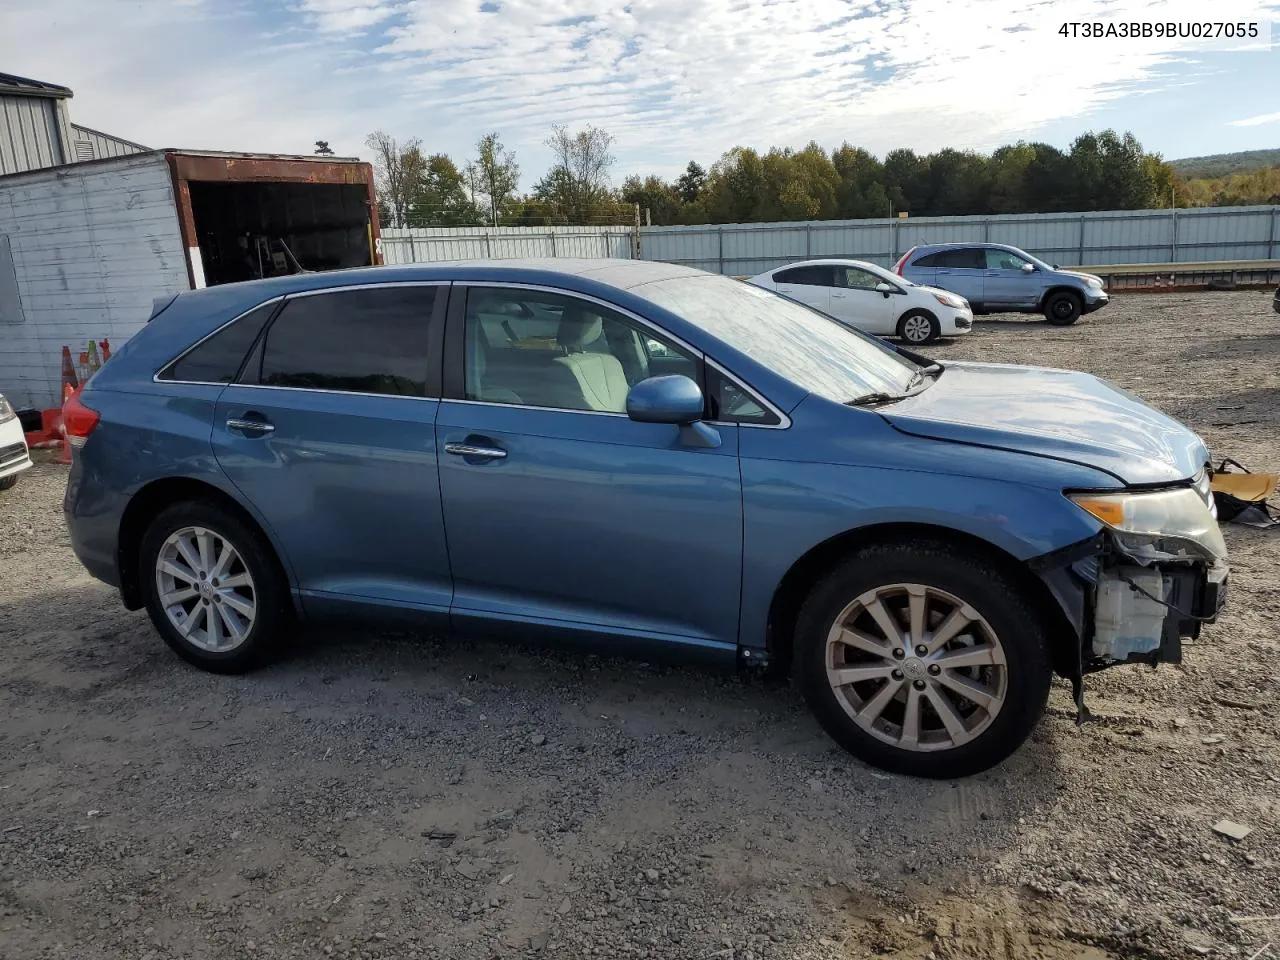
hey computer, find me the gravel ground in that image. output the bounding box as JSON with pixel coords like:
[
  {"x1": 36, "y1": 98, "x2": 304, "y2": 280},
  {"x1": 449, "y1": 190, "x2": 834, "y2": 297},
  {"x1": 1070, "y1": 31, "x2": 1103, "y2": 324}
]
[{"x1": 1, "y1": 289, "x2": 1278, "y2": 960}]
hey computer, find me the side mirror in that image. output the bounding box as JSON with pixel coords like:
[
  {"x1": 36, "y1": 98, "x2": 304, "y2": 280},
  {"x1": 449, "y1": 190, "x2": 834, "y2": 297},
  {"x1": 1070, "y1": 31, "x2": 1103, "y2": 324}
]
[
  {"x1": 1020, "y1": 262, "x2": 1035, "y2": 273},
  {"x1": 1051, "y1": 263, "x2": 1061, "y2": 269},
  {"x1": 626, "y1": 375, "x2": 720, "y2": 448},
  {"x1": 627, "y1": 374, "x2": 704, "y2": 425},
  {"x1": 874, "y1": 282, "x2": 894, "y2": 297}
]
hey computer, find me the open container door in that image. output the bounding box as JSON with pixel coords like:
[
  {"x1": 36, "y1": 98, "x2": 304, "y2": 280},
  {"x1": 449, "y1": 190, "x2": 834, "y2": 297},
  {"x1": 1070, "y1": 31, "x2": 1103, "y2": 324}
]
[{"x1": 166, "y1": 151, "x2": 382, "y2": 289}]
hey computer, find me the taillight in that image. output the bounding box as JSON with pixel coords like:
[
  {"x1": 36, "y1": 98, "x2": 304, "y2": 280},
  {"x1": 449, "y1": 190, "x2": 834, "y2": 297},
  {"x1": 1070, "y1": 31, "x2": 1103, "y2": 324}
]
[
  {"x1": 894, "y1": 248, "x2": 914, "y2": 275},
  {"x1": 62, "y1": 391, "x2": 100, "y2": 447}
]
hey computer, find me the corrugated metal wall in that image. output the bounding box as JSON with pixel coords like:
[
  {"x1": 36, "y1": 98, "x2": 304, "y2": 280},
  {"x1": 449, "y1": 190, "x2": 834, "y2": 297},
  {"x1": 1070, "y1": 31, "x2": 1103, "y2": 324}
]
[
  {"x1": 639, "y1": 206, "x2": 1280, "y2": 275},
  {"x1": 0, "y1": 94, "x2": 70, "y2": 175},
  {"x1": 381, "y1": 225, "x2": 634, "y2": 263},
  {"x1": 0, "y1": 152, "x2": 189, "y2": 409},
  {"x1": 70, "y1": 124, "x2": 147, "y2": 163}
]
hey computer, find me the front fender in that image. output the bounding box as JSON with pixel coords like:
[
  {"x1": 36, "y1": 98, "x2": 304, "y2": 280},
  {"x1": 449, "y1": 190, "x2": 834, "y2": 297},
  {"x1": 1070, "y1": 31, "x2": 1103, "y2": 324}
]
[{"x1": 737, "y1": 456, "x2": 1105, "y2": 652}]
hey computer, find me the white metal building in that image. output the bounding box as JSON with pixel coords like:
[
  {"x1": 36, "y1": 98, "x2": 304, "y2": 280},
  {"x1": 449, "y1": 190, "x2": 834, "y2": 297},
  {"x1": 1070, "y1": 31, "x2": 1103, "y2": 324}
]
[{"x1": 0, "y1": 72, "x2": 146, "y2": 175}]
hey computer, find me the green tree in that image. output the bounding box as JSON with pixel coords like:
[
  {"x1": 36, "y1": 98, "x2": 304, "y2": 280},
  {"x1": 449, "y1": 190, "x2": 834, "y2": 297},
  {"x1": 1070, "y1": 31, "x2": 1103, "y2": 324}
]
[
  {"x1": 701, "y1": 147, "x2": 767, "y2": 222},
  {"x1": 469, "y1": 132, "x2": 520, "y2": 224},
  {"x1": 621, "y1": 174, "x2": 682, "y2": 225},
  {"x1": 409, "y1": 154, "x2": 482, "y2": 226},
  {"x1": 676, "y1": 161, "x2": 706, "y2": 204}
]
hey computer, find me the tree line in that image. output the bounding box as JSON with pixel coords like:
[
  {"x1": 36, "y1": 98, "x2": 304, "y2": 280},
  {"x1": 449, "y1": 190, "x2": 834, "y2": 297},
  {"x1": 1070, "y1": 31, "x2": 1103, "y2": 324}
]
[{"x1": 357, "y1": 127, "x2": 1276, "y2": 229}]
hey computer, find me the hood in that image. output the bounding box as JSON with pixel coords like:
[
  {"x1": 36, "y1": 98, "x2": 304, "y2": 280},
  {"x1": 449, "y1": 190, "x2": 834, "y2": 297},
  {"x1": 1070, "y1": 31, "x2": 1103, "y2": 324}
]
[
  {"x1": 917, "y1": 284, "x2": 967, "y2": 303},
  {"x1": 882, "y1": 362, "x2": 1208, "y2": 485},
  {"x1": 1059, "y1": 269, "x2": 1103, "y2": 285}
]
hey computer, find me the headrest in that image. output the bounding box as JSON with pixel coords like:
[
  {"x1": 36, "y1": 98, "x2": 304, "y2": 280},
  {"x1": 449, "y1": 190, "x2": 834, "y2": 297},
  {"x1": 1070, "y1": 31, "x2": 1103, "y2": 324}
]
[{"x1": 557, "y1": 307, "x2": 603, "y2": 350}]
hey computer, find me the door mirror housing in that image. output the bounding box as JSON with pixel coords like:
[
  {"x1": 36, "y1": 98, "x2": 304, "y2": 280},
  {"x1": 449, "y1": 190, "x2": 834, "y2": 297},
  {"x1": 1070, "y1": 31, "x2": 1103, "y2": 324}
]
[
  {"x1": 1020, "y1": 262, "x2": 1036, "y2": 273},
  {"x1": 874, "y1": 282, "x2": 895, "y2": 296},
  {"x1": 626, "y1": 375, "x2": 704, "y2": 425}
]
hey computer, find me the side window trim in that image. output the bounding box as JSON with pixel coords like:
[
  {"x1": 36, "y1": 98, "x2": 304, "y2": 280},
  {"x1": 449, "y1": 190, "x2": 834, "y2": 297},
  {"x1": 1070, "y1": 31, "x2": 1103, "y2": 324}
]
[
  {"x1": 154, "y1": 297, "x2": 285, "y2": 385},
  {"x1": 237, "y1": 281, "x2": 448, "y2": 399}
]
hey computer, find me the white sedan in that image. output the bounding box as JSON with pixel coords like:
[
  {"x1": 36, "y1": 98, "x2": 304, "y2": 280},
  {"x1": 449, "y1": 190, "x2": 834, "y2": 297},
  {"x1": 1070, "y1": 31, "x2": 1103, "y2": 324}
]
[
  {"x1": 0, "y1": 391, "x2": 32, "y2": 492},
  {"x1": 747, "y1": 258, "x2": 973, "y2": 344}
]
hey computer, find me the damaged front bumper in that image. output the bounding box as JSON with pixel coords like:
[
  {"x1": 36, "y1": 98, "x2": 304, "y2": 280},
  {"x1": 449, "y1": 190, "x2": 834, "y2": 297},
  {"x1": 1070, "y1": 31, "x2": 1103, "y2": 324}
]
[{"x1": 1030, "y1": 512, "x2": 1228, "y2": 719}]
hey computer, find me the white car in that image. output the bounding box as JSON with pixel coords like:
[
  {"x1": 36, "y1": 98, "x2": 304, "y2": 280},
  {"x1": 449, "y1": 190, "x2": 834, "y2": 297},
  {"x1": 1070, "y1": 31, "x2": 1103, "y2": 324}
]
[
  {"x1": 747, "y1": 258, "x2": 973, "y2": 344},
  {"x1": 0, "y1": 392, "x2": 33, "y2": 491}
]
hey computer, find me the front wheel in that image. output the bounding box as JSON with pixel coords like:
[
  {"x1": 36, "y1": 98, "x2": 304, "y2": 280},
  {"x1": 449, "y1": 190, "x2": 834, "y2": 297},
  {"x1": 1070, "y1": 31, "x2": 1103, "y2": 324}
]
[
  {"x1": 794, "y1": 541, "x2": 1052, "y2": 778},
  {"x1": 1044, "y1": 291, "x2": 1082, "y2": 326},
  {"x1": 0, "y1": 473, "x2": 19, "y2": 492},
  {"x1": 139, "y1": 500, "x2": 289, "y2": 673},
  {"x1": 897, "y1": 310, "x2": 940, "y2": 344}
]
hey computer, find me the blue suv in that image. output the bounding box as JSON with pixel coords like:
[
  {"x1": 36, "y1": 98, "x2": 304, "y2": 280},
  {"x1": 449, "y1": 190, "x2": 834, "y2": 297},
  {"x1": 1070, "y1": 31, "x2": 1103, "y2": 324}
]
[
  {"x1": 63, "y1": 259, "x2": 1225, "y2": 777},
  {"x1": 895, "y1": 243, "x2": 1109, "y2": 325}
]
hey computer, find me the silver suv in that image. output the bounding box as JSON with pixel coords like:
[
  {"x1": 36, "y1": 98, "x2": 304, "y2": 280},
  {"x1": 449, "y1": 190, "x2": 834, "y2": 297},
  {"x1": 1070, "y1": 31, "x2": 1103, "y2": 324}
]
[{"x1": 894, "y1": 242, "x2": 1109, "y2": 326}]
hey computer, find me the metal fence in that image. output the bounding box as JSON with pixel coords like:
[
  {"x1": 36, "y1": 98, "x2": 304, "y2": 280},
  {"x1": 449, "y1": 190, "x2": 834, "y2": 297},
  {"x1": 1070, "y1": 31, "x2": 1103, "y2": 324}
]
[
  {"x1": 380, "y1": 225, "x2": 635, "y2": 264},
  {"x1": 637, "y1": 205, "x2": 1280, "y2": 276},
  {"x1": 378, "y1": 207, "x2": 1280, "y2": 278}
]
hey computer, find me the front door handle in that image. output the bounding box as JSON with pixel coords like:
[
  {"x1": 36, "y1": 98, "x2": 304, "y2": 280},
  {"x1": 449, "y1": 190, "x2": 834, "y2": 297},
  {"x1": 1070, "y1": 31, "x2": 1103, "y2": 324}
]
[
  {"x1": 444, "y1": 442, "x2": 507, "y2": 461},
  {"x1": 226, "y1": 417, "x2": 274, "y2": 435}
]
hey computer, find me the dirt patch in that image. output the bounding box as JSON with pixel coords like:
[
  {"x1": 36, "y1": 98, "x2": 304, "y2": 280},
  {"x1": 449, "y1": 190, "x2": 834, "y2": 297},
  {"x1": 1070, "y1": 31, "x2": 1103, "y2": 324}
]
[{"x1": 1, "y1": 290, "x2": 1278, "y2": 960}]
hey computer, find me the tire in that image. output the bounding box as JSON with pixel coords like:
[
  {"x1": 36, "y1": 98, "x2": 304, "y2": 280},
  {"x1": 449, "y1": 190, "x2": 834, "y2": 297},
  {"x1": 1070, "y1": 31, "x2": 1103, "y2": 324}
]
[
  {"x1": 1043, "y1": 291, "x2": 1082, "y2": 326},
  {"x1": 0, "y1": 474, "x2": 18, "y2": 492},
  {"x1": 897, "y1": 310, "x2": 940, "y2": 344},
  {"x1": 793, "y1": 540, "x2": 1052, "y2": 778},
  {"x1": 139, "y1": 500, "x2": 289, "y2": 673}
]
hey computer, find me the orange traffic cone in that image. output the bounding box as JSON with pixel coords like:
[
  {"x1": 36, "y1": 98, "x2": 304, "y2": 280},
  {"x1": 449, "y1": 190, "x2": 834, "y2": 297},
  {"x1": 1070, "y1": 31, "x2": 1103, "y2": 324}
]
[
  {"x1": 60, "y1": 345, "x2": 80, "y2": 391},
  {"x1": 99, "y1": 339, "x2": 111, "y2": 363}
]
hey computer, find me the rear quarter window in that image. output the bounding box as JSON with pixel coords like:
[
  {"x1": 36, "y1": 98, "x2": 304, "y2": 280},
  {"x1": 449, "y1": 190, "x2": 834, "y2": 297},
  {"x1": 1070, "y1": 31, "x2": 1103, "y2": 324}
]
[{"x1": 158, "y1": 302, "x2": 276, "y2": 384}]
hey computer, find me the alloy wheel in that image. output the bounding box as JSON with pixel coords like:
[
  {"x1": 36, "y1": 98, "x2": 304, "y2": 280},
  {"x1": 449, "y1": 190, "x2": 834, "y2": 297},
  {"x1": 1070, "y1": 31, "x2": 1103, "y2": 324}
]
[
  {"x1": 824, "y1": 583, "x2": 1008, "y2": 752},
  {"x1": 902, "y1": 315, "x2": 932, "y2": 342},
  {"x1": 155, "y1": 526, "x2": 257, "y2": 652}
]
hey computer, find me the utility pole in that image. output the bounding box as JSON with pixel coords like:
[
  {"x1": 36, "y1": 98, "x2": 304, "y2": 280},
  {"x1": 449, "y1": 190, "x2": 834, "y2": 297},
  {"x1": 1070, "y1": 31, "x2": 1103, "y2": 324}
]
[{"x1": 632, "y1": 202, "x2": 642, "y2": 259}]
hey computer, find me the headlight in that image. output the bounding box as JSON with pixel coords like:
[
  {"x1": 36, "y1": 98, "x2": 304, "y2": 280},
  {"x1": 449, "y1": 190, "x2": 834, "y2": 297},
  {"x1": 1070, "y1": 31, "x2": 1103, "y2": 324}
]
[
  {"x1": 1070, "y1": 486, "x2": 1227, "y2": 561},
  {"x1": 0, "y1": 395, "x2": 14, "y2": 424},
  {"x1": 1085, "y1": 277, "x2": 1103, "y2": 289},
  {"x1": 933, "y1": 292, "x2": 963, "y2": 308}
]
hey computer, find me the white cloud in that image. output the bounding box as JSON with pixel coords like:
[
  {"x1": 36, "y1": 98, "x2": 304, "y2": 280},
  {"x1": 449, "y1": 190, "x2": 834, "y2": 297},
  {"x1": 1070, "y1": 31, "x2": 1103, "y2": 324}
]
[
  {"x1": 1228, "y1": 110, "x2": 1280, "y2": 126},
  {"x1": 2, "y1": 0, "x2": 1278, "y2": 187}
]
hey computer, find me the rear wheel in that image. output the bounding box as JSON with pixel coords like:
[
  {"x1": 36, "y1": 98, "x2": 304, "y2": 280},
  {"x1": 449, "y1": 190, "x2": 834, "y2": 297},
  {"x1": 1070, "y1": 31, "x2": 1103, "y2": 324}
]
[
  {"x1": 897, "y1": 310, "x2": 940, "y2": 344},
  {"x1": 1044, "y1": 291, "x2": 1082, "y2": 326},
  {"x1": 139, "y1": 500, "x2": 288, "y2": 673},
  {"x1": 794, "y1": 541, "x2": 1052, "y2": 778}
]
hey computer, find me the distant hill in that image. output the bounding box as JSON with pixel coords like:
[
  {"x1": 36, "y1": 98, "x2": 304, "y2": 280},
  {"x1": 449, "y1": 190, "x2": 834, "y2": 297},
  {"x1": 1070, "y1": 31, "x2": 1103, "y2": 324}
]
[{"x1": 1171, "y1": 149, "x2": 1280, "y2": 178}]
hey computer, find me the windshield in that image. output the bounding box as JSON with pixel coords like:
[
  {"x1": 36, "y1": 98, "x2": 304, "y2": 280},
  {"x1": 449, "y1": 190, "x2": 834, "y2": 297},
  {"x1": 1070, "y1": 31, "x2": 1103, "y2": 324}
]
[
  {"x1": 854, "y1": 260, "x2": 915, "y2": 287},
  {"x1": 638, "y1": 275, "x2": 919, "y2": 402}
]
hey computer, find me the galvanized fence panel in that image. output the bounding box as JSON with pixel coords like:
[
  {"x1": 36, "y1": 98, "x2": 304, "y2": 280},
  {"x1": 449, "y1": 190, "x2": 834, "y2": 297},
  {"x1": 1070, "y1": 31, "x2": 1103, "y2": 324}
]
[
  {"x1": 381, "y1": 226, "x2": 634, "y2": 264},
  {"x1": 639, "y1": 205, "x2": 1280, "y2": 274}
]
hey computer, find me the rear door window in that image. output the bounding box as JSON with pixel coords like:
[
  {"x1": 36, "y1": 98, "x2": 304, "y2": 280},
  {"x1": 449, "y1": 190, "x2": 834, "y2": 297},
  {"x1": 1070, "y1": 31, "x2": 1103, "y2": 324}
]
[
  {"x1": 939, "y1": 248, "x2": 985, "y2": 269},
  {"x1": 910, "y1": 251, "x2": 946, "y2": 268},
  {"x1": 255, "y1": 287, "x2": 436, "y2": 397},
  {"x1": 774, "y1": 265, "x2": 836, "y2": 286}
]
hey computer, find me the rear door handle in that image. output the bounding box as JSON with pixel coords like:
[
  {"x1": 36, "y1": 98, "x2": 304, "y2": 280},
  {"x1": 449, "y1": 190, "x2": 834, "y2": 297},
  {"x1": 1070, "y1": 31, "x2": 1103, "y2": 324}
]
[
  {"x1": 226, "y1": 417, "x2": 274, "y2": 435},
  {"x1": 444, "y1": 442, "x2": 506, "y2": 461}
]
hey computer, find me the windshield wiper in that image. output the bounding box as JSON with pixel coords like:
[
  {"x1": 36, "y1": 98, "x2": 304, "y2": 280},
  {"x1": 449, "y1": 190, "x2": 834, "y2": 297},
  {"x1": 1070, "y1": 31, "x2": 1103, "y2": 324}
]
[{"x1": 846, "y1": 392, "x2": 903, "y2": 407}]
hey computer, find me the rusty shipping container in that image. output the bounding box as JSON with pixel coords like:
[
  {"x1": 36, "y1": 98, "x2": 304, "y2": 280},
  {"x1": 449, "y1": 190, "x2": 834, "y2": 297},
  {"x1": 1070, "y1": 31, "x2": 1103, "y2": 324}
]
[{"x1": 0, "y1": 149, "x2": 382, "y2": 408}]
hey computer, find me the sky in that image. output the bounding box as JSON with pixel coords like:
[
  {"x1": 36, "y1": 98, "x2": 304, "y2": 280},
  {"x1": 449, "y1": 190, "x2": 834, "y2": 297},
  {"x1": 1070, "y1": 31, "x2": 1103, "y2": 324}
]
[{"x1": 3, "y1": 0, "x2": 1279, "y2": 189}]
